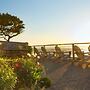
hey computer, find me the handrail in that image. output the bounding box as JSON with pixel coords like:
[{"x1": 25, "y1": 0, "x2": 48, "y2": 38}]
[
  {"x1": 30, "y1": 42, "x2": 90, "y2": 61},
  {"x1": 32, "y1": 42, "x2": 90, "y2": 47}
]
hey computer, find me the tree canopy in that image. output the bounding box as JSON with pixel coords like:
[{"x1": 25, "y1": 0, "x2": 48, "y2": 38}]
[{"x1": 0, "y1": 13, "x2": 24, "y2": 42}]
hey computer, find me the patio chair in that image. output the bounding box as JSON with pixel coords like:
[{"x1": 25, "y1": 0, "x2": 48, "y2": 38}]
[
  {"x1": 74, "y1": 45, "x2": 85, "y2": 60},
  {"x1": 54, "y1": 45, "x2": 64, "y2": 58},
  {"x1": 41, "y1": 46, "x2": 54, "y2": 59},
  {"x1": 73, "y1": 45, "x2": 90, "y2": 69},
  {"x1": 34, "y1": 46, "x2": 41, "y2": 59},
  {"x1": 88, "y1": 45, "x2": 90, "y2": 55},
  {"x1": 88, "y1": 45, "x2": 90, "y2": 51},
  {"x1": 41, "y1": 46, "x2": 48, "y2": 57},
  {"x1": 54, "y1": 45, "x2": 71, "y2": 60}
]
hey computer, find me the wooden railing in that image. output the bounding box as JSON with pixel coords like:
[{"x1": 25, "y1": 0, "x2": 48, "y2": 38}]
[{"x1": 31, "y1": 42, "x2": 90, "y2": 60}]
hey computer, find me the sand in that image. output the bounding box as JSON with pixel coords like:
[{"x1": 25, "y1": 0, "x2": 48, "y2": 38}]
[{"x1": 40, "y1": 58, "x2": 90, "y2": 90}]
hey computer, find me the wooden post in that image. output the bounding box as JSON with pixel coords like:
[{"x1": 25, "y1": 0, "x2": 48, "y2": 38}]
[
  {"x1": 72, "y1": 44, "x2": 75, "y2": 60},
  {"x1": 44, "y1": 45, "x2": 45, "y2": 48},
  {"x1": 33, "y1": 46, "x2": 35, "y2": 55}
]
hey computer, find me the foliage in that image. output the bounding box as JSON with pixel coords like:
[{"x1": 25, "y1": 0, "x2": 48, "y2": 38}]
[
  {"x1": 27, "y1": 46, "x2": 32, "y2": 54},
  {"x1": 0, "y1": 58, "x2": 51, "y2": 90},
  {"x1": 0, "y1": 13, "x2": 24, "y2": 42},
  {"x1": 0, "y1": 59, "x2": 17, "y2": 90},
  {"x1": 12, "y1": 58, "x2": 43, "y2": 89},
  {"x1": 37, "y1": 77, "x2": 51, "y2": 88}
]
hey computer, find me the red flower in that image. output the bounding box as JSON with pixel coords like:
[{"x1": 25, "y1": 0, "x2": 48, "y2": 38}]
[{"x1": 14, "y1": 62, "x2": 22, "y2": 69}]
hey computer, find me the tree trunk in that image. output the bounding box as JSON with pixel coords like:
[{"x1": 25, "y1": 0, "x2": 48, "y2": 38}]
[{"x1": 7, "y1": 37, "x2": 10, "y2": 42}]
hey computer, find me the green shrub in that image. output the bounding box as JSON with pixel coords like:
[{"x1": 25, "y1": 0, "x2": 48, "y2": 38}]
[
  {"x1": 0, "y1": 58, "x2": 51, "y2": 90},
  {"x1": 27, "y1": 46, "x2": 32, "y2": 54},
  {"x1": 0, "y1": 59, "x2": 17, "y2": 90},
  {"x1": 37, "y1": 77, "x2": 51, "y2": 88},
  {"x1": 12, "y1": 58, "x2": 43, "y2": 89}
]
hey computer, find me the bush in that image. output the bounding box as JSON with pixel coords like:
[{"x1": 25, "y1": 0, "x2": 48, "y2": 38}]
[
  {"x1": 0, "y1": 59, "x2": 17, "y2": 90},
  {"x1": 0, "y1": 58, "x2": 51, "y2": 90},
  {"x1": 37, "y1": 77, "x2": 51, "y2": 88},
  {"x1": 12, "y1": 58, "x2": 43, "y2": 89}
]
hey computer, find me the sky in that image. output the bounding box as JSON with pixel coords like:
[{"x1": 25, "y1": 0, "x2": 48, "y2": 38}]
[{"x1": 0, "y1": 0, "x2": 90, "y2": 45}]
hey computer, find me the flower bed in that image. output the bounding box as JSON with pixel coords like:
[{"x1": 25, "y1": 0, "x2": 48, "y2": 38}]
[{"x1": 0, "y1": 58, "x2": 51, "y2": 90}]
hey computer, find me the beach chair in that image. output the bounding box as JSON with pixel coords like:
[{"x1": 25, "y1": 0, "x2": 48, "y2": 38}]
[
  {"x1": 88, "y1": 45, "x2": 90, "y2": 51},
  {"x1": 41, "y1": 47, "x2": 47, "y2": 56},
  {"x1": 88, "y1": 45, "x2": 90, "y2": 55},
  {"x1": 74, "y1": 45, "x2": 86, "y2": 60},
  {"x1": 41, "y1": 46, "x2": 54, "y2": 59},
  {"x1": 41, "y1": 46, "x2": 48, "y2": 57},
  {"x1": 54, "y1": 45, "x2": 64, "y2": 58},
  {"x1": 34, "y1": 46, "x2": 41, "y2": 59},
  {"x1": 54, "y1": 45, "x2": 71, "y2": 60},
  {"x1": 73, "y1": 45, "x2": 90, "y2": 69}
]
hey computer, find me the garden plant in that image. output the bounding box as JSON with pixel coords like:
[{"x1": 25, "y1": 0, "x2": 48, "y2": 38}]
[{"x1": 0, "y1": 58, "x2": 51, "y2": 90}]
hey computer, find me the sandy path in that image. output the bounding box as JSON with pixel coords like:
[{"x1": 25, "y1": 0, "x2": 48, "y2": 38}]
[
  {"x1": 40, "y1": 59, "x2": 90, "y2": 90},
  {"x1": 47, "y1": 62, "x2": 71, "y2": 84}
]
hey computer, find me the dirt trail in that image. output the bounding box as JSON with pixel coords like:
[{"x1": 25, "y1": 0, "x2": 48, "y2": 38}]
[
  {"x1": 47, "y1": 62, "x2": 71, "y2": 84},
  {"x1": 40, "y1": 59, "x2": 90, "y2": 90}
]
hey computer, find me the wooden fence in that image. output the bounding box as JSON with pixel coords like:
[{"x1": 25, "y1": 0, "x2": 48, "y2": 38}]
[
  {"x1": 32, "y1": 42, "x2": 90, "y2": 60},
  {"x1": 0, "y1": 41, "x2": 90, "y2": 59}
]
